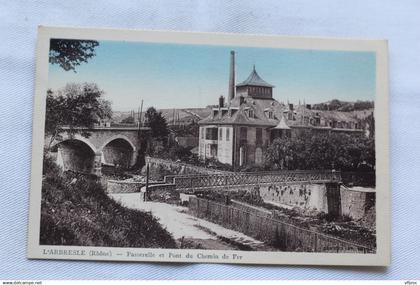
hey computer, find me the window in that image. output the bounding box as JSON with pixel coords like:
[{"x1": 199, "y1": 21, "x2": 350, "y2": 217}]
[
  {"x1": 205, "y1": 128, "x2": 218, "y2": 140},
  {"x1": 248, "y1": 109, "x2": 254, "y2": 118},
  {"x1": 219, "y1": 128, "x2": 223, "y2": 140},
  {"x1": 200, "y1": 128, "x2": 204, "y2": 139},
  {"x1": 268, "y1": 111, "x2": 273, "y2": 119},
  {"x1": 240, "y1": 127, "x2": 248, "y2": 143},
  {"x1": 226, "y1": 128, "x2": 230, "y2": 141},
  {"x1": 256, "y1": 128, "x2": 262, "y2": 145}
]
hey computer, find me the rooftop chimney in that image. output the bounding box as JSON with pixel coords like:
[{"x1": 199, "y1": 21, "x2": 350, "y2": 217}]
[
  {"x1": 219, "y1": 95, "x2": 225, "y2": 108},
  {"x1": 228, "y1": 50, "x2": 235, "y2": 104}
]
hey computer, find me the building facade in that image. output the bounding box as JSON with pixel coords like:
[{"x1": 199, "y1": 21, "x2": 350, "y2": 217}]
[{"x1": 198, "y1": 51, "x2": 371, "y2": 168}]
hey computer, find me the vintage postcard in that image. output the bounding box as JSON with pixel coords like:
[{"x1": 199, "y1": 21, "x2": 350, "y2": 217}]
[{"x1": 27, "y1": 26, "x2": 390, "y2": 266}]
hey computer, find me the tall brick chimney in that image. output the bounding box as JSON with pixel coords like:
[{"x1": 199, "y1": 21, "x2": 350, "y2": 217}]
[{"x1": 228, "y1": 50, "x2": 235, "y2": 104}]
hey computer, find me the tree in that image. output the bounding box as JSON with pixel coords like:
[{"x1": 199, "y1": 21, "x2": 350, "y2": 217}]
[
  {"x1": 144, "y1": 107, "x2": 169, "y2": 139},
  {"x1": 312, "y1": 99, "x2": 374, "y2": 112},
  {"x1": 49, "y1": 39, "x2": 99, "y2": 72},
  {"x1": 265, "y1": 131, "x2": 375, "y2": 171},
  {"x1": 354, "y1": 100, "x2": 374, "y2": 110},
  {"x1": 45, "y1": 83, "x2": 112, "y2": 148},
  {"x1": 121, "y1": 116, "x2": 135, "y2": 124}
]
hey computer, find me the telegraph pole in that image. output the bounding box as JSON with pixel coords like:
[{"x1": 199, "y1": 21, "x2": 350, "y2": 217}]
[
  {"x1": 145, "y1": 162, "x2": 150, "y2": 201},
  {"x1": 139, "y1": 99, "x2": 144, "y2": 127}
]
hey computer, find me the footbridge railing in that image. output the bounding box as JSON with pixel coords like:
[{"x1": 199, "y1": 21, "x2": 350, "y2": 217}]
[{"x1": 166, "y1": 170, "x2": 341, "y2": 190}]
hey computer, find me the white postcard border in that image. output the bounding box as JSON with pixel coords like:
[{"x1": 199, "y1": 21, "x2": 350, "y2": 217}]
[{"x1": 27, "y1": 26, "x2": 390, "y2": 266}]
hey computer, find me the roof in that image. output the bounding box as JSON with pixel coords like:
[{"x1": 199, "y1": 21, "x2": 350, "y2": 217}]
[
  {"x1": 236, "y1": 66, "x2": 274, "y2": 88},
  {"x1": 198, "y1": 96, "x2": 278, "y2": 127},
  {"x1": 199, "y1": 95, "x2": 370, "y2": 132},
  {"x1": 273, "y1": 115, "x2": 290, "y2": 129}
]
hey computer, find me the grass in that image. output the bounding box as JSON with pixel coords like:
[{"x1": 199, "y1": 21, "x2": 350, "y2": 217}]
[{"x1": 40, "y1": 155, "x2": 177, "y2": 248}]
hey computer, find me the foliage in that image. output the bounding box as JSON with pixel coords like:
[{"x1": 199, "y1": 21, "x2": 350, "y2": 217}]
[
  {"x1": 203, "y1": 157, "x2": 233, "y2": 171},
  {"x1": 121, "y1": 115, "x2": 135, "y2": 124},
  {"x1": 40, "y1": 155, "x2": 176, "y2": 248},
  {"x1": 149, "y1": 143, "x2": 193, "y2": 163},
  {"x1": 45, "y1": 83, "x2": 112, "y2": 147},
  {"x1": 170, "y1": 122, "x2": 199, "y2": 137},
  {"x1": 353, "y1": 100, "x2": 375, "y2": 111},
  {"x1": 145, "y1": 107, "x2": 169, "y2": 139},
  {"x1": 312, "y1": 99, "x2": 374, "y2": 111},
  {"x1": 264, "y1": 131, "x2": 375, "y2": 171},
  {"x1": 49, "y1": 39, "x2": 99, "y2": 72},
  {"x1": 168, "y1": 144, "x2": 192, "y2": 161}
]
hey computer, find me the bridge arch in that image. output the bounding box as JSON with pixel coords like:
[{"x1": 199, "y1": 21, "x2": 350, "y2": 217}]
[
  {"x1": 100, "y1": 135, "x2": 137, "y2": 168},
  {"x1": 53, "y1": 136, "x2": 99, "y2": 175},
  {"x1": 99, "y1": 134, "x2": 137, "y2": 152},
  {"x1": 51, "y1": 134, "x2": 97, "y2": 153}
]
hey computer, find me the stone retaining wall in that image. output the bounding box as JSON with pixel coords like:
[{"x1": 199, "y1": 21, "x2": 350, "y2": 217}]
[
  {"x1": 340, "y1": 187, "x2": 375, "y2": 220},
  {"x1": 107, "y1": 180, "x2": 145, "y2": 193},
  {"x1": 260, "y1": 183, "x2": 329, "y2": 213}
]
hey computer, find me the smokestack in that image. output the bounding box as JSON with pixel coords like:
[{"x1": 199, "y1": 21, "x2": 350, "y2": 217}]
[{"x1": 228, "y1": 50, "x2": 235, "y2": 104}]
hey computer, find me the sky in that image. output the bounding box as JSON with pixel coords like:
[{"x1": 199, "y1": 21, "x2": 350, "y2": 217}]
[{"x1": 48, "y1": 40, "x2": 376, "y2": 112}]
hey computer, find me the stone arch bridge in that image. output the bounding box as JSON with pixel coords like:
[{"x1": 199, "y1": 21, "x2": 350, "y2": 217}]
[{"x1": 50, "y1": 126, "x2": 150, "y2": 176}]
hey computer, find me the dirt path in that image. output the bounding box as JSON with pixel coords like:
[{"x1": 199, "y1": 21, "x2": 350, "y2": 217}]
[{"x1": 109, "y1": 193, "x2": 268, "y2": 250}]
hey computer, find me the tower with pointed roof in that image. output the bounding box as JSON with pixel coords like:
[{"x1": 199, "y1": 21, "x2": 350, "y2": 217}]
[{"x1": 235, "y1": 65, "x2": 274, "y2": 99}]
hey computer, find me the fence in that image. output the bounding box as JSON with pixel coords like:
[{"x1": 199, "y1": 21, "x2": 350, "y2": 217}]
[
  {"x1": 188, "y1": 197, "x2": 373, "y2": 253},
  {"x1": 172, "y1": 170, "x2": 341, "y2": 190}
]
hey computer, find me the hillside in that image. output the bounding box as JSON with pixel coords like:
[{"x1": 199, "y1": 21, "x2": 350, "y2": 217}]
[
  {"x1": 112, "y1": 99, "x2": 373, "y2": 125},
  {"x1": 40, "y1": 155, "x2": 177, "y2": 248},
  {"x1": 113, "y1": 107, "x2": 211, "y2": 124}
]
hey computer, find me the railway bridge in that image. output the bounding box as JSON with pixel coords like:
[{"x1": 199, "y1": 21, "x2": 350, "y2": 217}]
[{"x1": 49, "y1": 126, "x2": 150, "y2": 175}]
